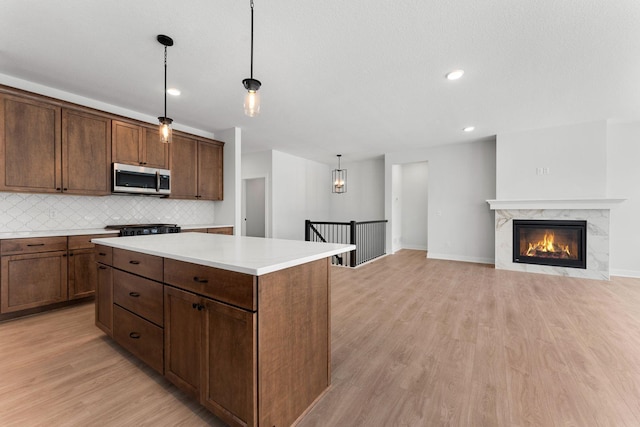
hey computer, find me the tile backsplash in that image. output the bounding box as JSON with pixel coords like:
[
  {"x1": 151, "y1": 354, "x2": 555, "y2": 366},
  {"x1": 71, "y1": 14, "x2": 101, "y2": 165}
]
[{"x1": 0, "y1": 192, "x2": 216, "y2": 232}]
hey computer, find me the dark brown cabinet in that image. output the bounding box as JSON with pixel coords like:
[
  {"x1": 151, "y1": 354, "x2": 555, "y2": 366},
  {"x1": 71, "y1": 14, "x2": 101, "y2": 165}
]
[
  {"x1": 95, "y1": 245, "x2": 114, "y2": 336},
  {"x1": 164, "y1": 285, "x2": 255, "y2": 427},
  {"x1": 0, "y1": 93, "x2": 62, "y2": 193},
  {"x1": 0, "y1": 250, "x2": 68, "y2": 313},
  {"x1": 112, "y1": 120, "x2": 169, "y2": 169},
  {"x1": 171, "y1": 135, "x2": 223, "y2": 200},
  {"x1": 208, "y1": 227, "x2": 234, "y2": 235},
  {"x1": 62, "y1": 109, "x2": 111, "y2": 195},
  {"x1": 68, "y1": 248, "x2": 97, "y2": 299}
]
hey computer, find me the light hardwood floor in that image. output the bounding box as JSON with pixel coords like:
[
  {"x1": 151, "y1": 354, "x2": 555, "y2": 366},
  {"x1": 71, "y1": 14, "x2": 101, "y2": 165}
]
[{"x1": 2, "y1": 249, "x2": 640, "y2": 426}]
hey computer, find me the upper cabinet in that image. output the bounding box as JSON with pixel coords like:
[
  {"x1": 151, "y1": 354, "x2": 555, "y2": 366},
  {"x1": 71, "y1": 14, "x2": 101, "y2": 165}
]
[
  {"x1": 0, "y1": 93, "x2": 62, "y2": 193},
  {"x1": 62, "y1": 109, "x2": 112, "y2": 195},
  {"x1": 0, "y1": 85, "x2": 222, "y2": 200},
  {"x1": 112, "y1": 120, "x2": 169, "y2": 169},
  {"x1": 171, "y1": 135, "x2": 223, "y2": 201}
]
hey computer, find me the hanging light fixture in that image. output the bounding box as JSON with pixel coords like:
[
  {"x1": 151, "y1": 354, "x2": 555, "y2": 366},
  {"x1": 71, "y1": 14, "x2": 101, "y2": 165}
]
[
  {"x1": 157, "y1": 34, "x2": 174, "y2": 143},
  {"x1": 242, "y1": 0, "x2": 261, "y2": 117},
  {"x1": 332, "y1": 155, "x2": 347, "y2": 194}
]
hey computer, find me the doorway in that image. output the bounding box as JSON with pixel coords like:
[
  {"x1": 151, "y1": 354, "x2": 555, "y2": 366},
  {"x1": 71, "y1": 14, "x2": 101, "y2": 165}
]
[{"x1": 242, "y1": 177, "x2": 266, "y2": 237}]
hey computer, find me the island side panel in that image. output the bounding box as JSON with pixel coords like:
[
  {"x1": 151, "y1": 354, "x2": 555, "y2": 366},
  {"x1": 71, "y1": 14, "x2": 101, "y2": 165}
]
[{"x1": 257, "y1": 257, "x2": 330, "y2": 427}]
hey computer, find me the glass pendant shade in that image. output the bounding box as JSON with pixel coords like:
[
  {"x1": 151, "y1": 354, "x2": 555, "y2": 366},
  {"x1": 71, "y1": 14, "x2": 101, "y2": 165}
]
[
  {"x1": 332, "y1": 155, "x2": 347, "y2": 193},
  {"x1": 158, "y1": 117, "x2": 173, "y2": 144},
  {"x1": 244, "y1": 89, "x2": 261, "y2": 117}
]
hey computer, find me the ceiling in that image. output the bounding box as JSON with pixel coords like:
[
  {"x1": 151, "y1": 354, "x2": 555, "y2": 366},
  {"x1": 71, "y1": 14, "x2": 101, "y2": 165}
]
[{"x1": 2, "y1": 0, "x2": 640, "y2": 164}]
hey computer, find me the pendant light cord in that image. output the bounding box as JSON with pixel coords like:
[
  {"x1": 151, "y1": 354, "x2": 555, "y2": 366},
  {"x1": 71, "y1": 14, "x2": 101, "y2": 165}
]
[
  {"x1": 250, "y1": 0, "x2": 254, "y2": 79},
  {"x1": 163, "y1": 46, "x2": 168, "y2": 118}
]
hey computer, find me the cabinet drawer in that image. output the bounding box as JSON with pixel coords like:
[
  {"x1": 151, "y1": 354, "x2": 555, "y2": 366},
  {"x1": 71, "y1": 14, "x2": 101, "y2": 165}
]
[
  {"x1": 69, "y1": 233, "x2": 118, "y2": 250},
  {"x1": 95, "y1": 245, "x2": 113, "y2": 265},
  {"x1": 164, "y1": 258, "x2": 256, "y2": 311},
  {"x1": 113, "y1": 305, "x2": 163, "y2": 374},
  {"x1": 113, "y1": 248, "x2": 163, "y2": 281},
  {"x1": 113, "y1": 269, "x2": 163, "y2": 326},
  {"x1": 0, "y1": 236, "x2": 67, "y2": 255}
]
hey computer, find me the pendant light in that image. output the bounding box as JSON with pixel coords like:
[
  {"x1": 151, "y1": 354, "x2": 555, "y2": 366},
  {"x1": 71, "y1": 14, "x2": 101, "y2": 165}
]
[
  {"x1": 242, "y1": 0, "x2": 261, "y2": 117},
  {"x1": 332, "y1": 155, "x2": 347, "y2": 194},
  {"x1": 157, "y1": 34, "x2": 174, "y2": 143}
]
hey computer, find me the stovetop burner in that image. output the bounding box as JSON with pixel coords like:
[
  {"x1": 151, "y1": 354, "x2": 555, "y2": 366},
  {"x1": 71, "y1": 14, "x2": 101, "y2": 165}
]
[{"x1": 105, "y1": 223, "x2": 181, "y2": 236}]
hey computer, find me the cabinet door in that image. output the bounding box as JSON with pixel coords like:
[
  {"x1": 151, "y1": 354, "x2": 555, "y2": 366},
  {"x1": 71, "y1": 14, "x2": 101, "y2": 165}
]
[
  {"x1": 68, "y1": 248, "x2": 97, "y2": 299},
  {"x1": 170, "y1": 134, "x2": 198, "y2": 199},
  {"x1": 62, "y1": 109, "x2": 111, "y2": 195},
  {"x1": 0, "y1": 94, "x2": 62, "y2": 193},
  {"x1": 164, "y1": 286, "x2": 202, "y2": 400},
  {"x1": 201, "y1": 298, "x2": 256, "y2": 427},
  {"x1": 95, "y1": 263, "x2": 113, "y2": 336},
  {"x1": 197, "y1": 141, "x2": 223, "y2": 200},
  {"x1": 143, "y1": 126, "x2": 169, "y2": 169},
  {"x1": 112, "y1": 120, "x2": 142, "y2": 166},
  {"x1": 0, "y1": 251, "x2": 68, "y2": 313}
]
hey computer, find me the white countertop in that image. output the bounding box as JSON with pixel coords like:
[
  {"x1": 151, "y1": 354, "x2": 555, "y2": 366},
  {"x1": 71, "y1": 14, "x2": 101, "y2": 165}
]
[
  {"x1": 0, "y1": 224, "x2": 233, "y2": 240},
  {"x1": 92, "y1": 233, "x2": 355, "y2": 276}
]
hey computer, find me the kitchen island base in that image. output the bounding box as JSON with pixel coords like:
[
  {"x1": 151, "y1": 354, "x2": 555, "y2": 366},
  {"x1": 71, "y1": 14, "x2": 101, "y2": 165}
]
[{"x1": 95, "y1": 242, "x2": 332, "y2": 427}]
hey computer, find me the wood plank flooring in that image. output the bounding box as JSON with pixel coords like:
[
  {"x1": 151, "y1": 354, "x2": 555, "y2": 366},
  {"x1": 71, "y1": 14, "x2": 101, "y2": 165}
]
[{"x1": 2, "y1": 249, "x2": 640, "y2": 426}]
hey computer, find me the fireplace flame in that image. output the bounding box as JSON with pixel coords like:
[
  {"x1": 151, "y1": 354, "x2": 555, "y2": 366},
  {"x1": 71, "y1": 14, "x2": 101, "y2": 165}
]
[{"x1": 525, "y1": 232, "x2": 571, "y2": 257}]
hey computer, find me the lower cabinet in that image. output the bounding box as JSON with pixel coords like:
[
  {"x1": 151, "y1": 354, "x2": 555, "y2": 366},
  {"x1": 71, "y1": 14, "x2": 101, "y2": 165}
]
[
  {"x1": 0, "y1": 250, "x2": 68, "y2": 313},
  {"x1": 164, "y1": 286, "x2": 256, "y2": 427},
  {"x1": 68, "y1": 248, "x2": 97, "y2": 299},
  {"x1": 95, "y1": 262, "x2": 113, "y2": 336}
]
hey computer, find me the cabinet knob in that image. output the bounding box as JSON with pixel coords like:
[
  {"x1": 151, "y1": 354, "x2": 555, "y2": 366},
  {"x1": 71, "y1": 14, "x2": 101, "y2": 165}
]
[
  {"x1": 63, "y1": 188, "x2": 68, "y2": 191},
  {"x1": 56, "y1": 187, "x2": 61, "y2": 191},
  {"x1": 129, "y1": 332, "x2": 141, "y2": 339},
  {"x1": 98, "y1": 266, "x2": 107, "y2": 270},
  {"x1": 98, "y1": 252, "x2": 107, "y2": 256},
  {"x1": 129, "y1": 292, "x2": 140, "y2": 298},
  {"x1": 197, "y1": 304, "x2": 204, "y2": 311},
  {"x1": 193, "y1": 276, "x2": 208, "y2": 284},
  {"x1": 129, "y1": 260, "x2": 140, "y2": 265}
]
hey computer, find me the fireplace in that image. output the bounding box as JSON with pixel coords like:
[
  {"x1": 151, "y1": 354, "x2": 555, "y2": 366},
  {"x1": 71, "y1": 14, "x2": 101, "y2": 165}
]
[{"x1": 513, "y1": 219, "x2": 587, "y2": 269}]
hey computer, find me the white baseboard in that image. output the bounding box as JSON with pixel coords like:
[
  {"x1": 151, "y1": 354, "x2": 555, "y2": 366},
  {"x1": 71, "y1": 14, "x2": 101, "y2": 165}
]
[
  {"x1": 427, "y1": 252, "x2": 495, "y2": 265},
  {"x1": 610, "y1": 269, "x2": 640, "y2": 279},
  {"x1": 400, "y1": 244, "x2": 428, "y2": 251}
]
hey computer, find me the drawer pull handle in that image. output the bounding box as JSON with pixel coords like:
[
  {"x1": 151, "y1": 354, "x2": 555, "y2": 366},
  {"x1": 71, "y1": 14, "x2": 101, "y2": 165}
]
[
  {"x1": 193, "y1": 276, "x2": 208, "y2": 284},
  {"x1": 27, "y1": 243, "x2": 45, "y2": 247},
  {"x1": 98, "y1": 266, "x2": 107, "y2": 270},
  {"x1": 129, "y1": 260, "x2": 140, "y2": 265},
  {"x1": 98, "y1": 252, "x2": 107, "y2": 256},
  {"x1": 129, "y1": 332, "x2": 141, "y2": 339},
  {"x1": 129, "y1": 292, "x2": 140, "y2": 298}
]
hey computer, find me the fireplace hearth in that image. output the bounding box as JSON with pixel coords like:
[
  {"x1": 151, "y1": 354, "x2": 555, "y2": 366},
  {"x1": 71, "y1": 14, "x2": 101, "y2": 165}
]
[{"x1": 513, "y1": 219, "x2": 587, "y2": 269}]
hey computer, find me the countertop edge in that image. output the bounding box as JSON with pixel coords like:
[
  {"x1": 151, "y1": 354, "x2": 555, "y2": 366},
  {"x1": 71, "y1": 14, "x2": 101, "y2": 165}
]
[{"x1": 92, "y1": 235, "x2": 355, "y2": 276}]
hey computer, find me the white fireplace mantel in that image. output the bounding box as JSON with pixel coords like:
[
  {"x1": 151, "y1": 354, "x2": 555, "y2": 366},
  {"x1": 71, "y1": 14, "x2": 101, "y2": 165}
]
[{"x1": 486, "y1": 198, "x2": 626, "y2": 211}]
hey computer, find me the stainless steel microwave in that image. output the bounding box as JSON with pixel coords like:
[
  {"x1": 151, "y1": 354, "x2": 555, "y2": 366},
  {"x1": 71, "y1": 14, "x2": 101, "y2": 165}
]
[{"x1": 112, "y1": 163, "x2": 171, "y2": 196}]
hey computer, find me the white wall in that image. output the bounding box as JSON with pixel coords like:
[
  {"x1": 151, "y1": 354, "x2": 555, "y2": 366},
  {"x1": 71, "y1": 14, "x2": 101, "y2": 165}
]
[
  {"x1": 329, "y1": 157, "x2": 385, "y2": 222},
  {"x1": 607, "y1": 121, "x2": 640, "y2": 277},
  {"x1": 400, "y1": 162, "x2": 428, "y2": 251},
  {"x1": 496, "y1": 120, "x2": 607, "y2": 199},
  {"x1": 391, "y1": 165, "x2": 402, "y2": 253},
  {"x1": 215, "y1": 128, "x2": 241, "y2": 233},
  {"x1": 385, "y1": 139, "x2": 497, "y2": 264}
]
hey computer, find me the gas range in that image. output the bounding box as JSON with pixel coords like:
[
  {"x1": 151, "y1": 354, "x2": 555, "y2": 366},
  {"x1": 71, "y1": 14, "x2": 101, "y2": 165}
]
[{"x1": 105, "y1": 223, "x2": 181, "y2": 237}]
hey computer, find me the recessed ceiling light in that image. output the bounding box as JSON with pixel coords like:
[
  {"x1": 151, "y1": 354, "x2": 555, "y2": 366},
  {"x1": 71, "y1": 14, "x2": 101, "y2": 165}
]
[
  {"x1": 446, "y1": 69, "x2": 464, "y2": 80},
  {"x1": 167, "y1": 88, "x2": 181, "y2": 96},
  {"x1": 463, "y1": 126, "x2": 475, "y2": 132}
]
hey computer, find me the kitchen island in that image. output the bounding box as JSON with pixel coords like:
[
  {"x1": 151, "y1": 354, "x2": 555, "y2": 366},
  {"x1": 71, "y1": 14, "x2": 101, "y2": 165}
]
[{"x1": 91, "y1": 233, "x2": 354, "y2": 427}]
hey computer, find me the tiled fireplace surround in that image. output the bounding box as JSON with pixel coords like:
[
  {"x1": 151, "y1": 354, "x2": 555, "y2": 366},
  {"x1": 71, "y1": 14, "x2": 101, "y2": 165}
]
[{"x1": 487, "y1": 199, "x2": 624, "y2": 280}]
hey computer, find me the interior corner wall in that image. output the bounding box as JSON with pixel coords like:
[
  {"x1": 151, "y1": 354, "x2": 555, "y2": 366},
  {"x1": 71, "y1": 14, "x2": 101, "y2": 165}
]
[
  {"x1": 496, "y1": 120, "x2": 607, "y2": 200},
  {"x1": 385, "y1": 139, "x2": 496, "y2": 263},
  {"x1": 215, "y1": 128, "x2": 241, "y2": 233},
  {"x1": 606, "y1": 121, "x2": 640, "y2": 277},
  {"x1": 391, "y1": 165, "x2": 402, "y2": 253},
  {"x1": 329, "y1": 157, "x2": 385, "y2": 222},
  {"x1": 271, "y1": 150, "x2": 330, "y2": 240}
]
